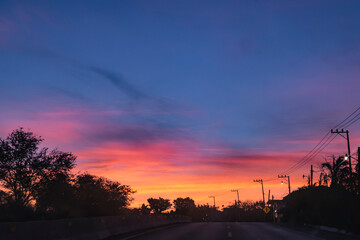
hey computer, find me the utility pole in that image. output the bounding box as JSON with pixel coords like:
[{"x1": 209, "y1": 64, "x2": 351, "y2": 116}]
[
  {"x1": 311, "y1": 165, "x2": 313, "y2": 186},
  {"x1": 268, "y1": 189, "x2": 270, "y2": 202},
  {"x1": 303, "y1": 165, "x2": 313, "y2": 187},
  {"x1": 278, "y1": 175, "x2": 291, "y2": 194},
  {"x1": 331, "y1": 129, "x2": 352, "y2": 186},
  {"x1": 253, "y1": 179, "x2": 265, "y2": 206},
  {"x1": 231, "y1": 189, "x2": 240, "y2": 207},
  {"x1": 209, "y1": 196, "x2": 215, "y2": 208}
]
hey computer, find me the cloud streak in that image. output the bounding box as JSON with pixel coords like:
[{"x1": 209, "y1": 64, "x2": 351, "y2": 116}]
[{"x1": 89, "y1": 66, "x2": 147, "y2": 101}]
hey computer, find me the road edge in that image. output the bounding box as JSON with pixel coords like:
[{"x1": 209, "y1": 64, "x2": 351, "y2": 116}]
[{"x1": 103, "y1": 222, "x2": 189, "y2": 240}]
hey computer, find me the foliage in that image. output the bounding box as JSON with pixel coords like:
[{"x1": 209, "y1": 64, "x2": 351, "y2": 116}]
[
  {"x1": 0, "y1": 128, "x2": 136, "y2": 220},
  {"x1": 140, "y1": 204, "x2": 151, "y2": 215},
  {"x1": 282, "y1": 186, "x2": 360, "y2": 232},
  {"x1": 320, "y1": 155, "x2": 349, "y2": 188},
  {"x1": 173, "y1": 197, "x2": 196, "y2": 216},
  {"x1": 73, "y1": 174, "x2": 135, "y2": 217},
  {"x1": 191, "y1": 204, "x2": 220, "y2": 221},
  {"x1": 34, "y1": 173, "x2": 77, "y2": 218},
  {"x1": 0, "y1": 128, "x2": 76, "y2": 208},
  {"x1": 222, "y1": 200, "x2": 267, "y2": 222},
  {"x1": 147, "y1": 197, "x2": 172, "y2": 214},
  {"x1": 34, "y1": 173, "x2": 135, "y2": 218}
]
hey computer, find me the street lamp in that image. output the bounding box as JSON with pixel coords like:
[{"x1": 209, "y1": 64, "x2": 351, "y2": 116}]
[
  {"x1": 278, "y1": 175, "x2": 291, "y2": 194},
  {"x1": 231, "y1": 189, "x2": 240, "y2": 207}
]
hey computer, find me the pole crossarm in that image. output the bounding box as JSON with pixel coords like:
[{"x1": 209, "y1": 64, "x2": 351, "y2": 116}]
[
  {"x1": 331, "y1": 128, "x2": 352, "y2": 187},
  {"x1": 208, "y1": 196, "x2": 216, "y2": 208},
  {"x1": 253, "y1": 179, "x2": 265, "y2": 206},
  {"x1": 278, "y1": 175, "x2": 291, "y2": 194},
  {"x1": 231, "y1": 189, "x2": 240, "y2": 207}
]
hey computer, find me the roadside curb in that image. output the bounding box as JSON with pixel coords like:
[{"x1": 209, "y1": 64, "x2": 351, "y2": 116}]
[{"x1": 304, "y1": 223, "x2": 354, "y2": 236}]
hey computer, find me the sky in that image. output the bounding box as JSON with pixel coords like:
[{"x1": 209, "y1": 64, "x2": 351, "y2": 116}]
[{"x1": 1, "y1": 0, "x2": 360, "y2": 208}]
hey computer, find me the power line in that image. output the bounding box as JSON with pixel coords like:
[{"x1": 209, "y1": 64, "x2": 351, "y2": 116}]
[
  {"x1": 333, "y1": 106, "x2": 360, "y2": 129},
  {"x1": 284, "y1": 133, "x2": 334, "y2": 175},
  {"x1": 286, "y1": 134, "x2": 337, "y2": 175},
  {"x1": 281, "y1": 105, "x2": 360, "y2": 175},
  {"x1": 289, "y1": 134, "x2": 336, "y2": 171},
  {"x1": 342, "y1": 112, "x2": 360, "y2": 129}
]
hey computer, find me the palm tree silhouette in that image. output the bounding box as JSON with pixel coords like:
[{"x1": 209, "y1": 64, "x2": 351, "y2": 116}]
[{"x1": 321, "y1": 155, "x2": 349, "y2": 188}]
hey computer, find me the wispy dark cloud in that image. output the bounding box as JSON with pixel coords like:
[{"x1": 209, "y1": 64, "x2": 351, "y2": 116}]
[
  {"x1": 87, "y1": 65, "x2": 186, "y2": 114},
  {"x1": 12, "y1": 45, "x2": 187, "y2": 114},
  {"x1": 78, "y1": 118, "x2": 191, "y2": 147},
  {"x1": 48, "y1": 86, "x2": 89, "y2": 102},
  {"x1": 89, "y1": 66, "x2": 147, "y2": 101}
]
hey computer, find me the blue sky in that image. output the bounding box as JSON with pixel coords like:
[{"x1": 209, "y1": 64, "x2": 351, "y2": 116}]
[{"x1": 1, "y1": 0, "x2": 360, "y2": 204}]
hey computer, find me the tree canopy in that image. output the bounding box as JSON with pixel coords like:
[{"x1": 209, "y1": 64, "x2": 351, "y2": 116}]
[
  {"x1": 0, "y1": 128, "x2": 135, "y2": 220},
  {"x1": 173, "y1": 197, "x2": 196, "y2": 215},
  {"x1": 147, "y1": 197, "x2": 172, "y2": 214},
  {"x1": 0, "y1": 128, "x2": 76, "y2": 208}
]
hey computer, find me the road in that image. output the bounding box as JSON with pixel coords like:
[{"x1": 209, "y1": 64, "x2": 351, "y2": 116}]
[{"x1": 120, "y1": 222, "x2": 360, "y2": 240}]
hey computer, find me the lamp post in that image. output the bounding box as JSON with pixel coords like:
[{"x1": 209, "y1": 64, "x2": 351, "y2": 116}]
[
  {"x1": 231, "y1": 189, "x2": 240, "y2": 207},
  {"x1": 278, "y1": 175, "x2": 291, "y2": 194},
  {"x1": 209, "y1": 196, "x2": 216, "y2": 208},
  {"x1": 253, "y1": 179, "x2": 265, "y2": 206}
]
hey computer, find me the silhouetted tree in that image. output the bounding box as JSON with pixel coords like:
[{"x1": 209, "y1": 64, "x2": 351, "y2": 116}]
[
  {"x1": 283, "y1": 186, "x2": 360, "y2": 232},
  {"x1": 74, "y1": 174, "x2": 135, "y2": 217},
  {"x1": 321, "y1": 155, "x2": 348, "y2": 188},
  {"x1": 353, "y1": 158, "x2": 360, "y2": 195},
  {"x1": 147, "y1": 197, "x2": 172, "y2": 214},
  {"x1": 222, "y1": 200, "x2": 266, "y2": 222},
  {"x1": 238, "y1": 200, "x2": 263, "y2": 211},
  {"x1": 34, "y1": 173, "x2": 76, "y2": 218},
  {"x1": 140, "y1": 204, "x2": 151, "y2": 215},
  {"x1": 173, "y1": 197, "x2": 196, "y2": 216},
  {"x1": 192, "y1": 204, "x2": 219, "y2": 221},
  {"x1": 0, "y1": 128, "x2": 76, "y2": 209}
]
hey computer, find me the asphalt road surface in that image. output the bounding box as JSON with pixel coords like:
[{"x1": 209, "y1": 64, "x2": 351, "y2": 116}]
[{"x1": 121, "y1": 222, "x2": 360, "y2": 240}]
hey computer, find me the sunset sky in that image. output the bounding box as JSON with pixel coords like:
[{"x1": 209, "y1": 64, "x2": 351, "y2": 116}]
[{"x1": 1, "y1": 0, "x2": 360, "y2": 208}]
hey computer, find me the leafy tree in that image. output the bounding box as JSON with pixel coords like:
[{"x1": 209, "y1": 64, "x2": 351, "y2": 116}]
[
  {"x1": 192, "y1": 204, "x2": 219, "y2": 222},
  {"x1": 238, "y1": 200, "x2": 263, "y2": 211},
  {"x1": 73, "y1": 174, "x2": 135, "y2": 217},
  {"x1": 147, "y1": 197, "x2": 172, "y2": 214},
  {"x1": 353, "y1": 157, "x2": 360, "y2": 195},
  {"x1": 173, "y1": 197, "x2": 196, "y2": 215},
  {"x1": 283, "y1": 186, "x2": 360, "y2": 232},
  {"x1": 140, "y1": 204, "x2": 151, "y2": 215},
  {"x1": 34, "y1": 173, "x2": 76, "y2": 218},
  {"x1": 0, "y1": 128, "x2": 76, "y2": 208}
]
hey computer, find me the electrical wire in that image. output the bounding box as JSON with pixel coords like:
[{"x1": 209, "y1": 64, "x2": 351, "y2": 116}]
[
  {"x1": 286, "y1": 134, "x2": 338, "y2": 175},
  {"x1": 342, "y1": 112, "x2": 360, "y2": 129},
  {"x1": 333, "y1": 106, "x2": 360, "y2": 129},
  {"x1": 283, "y1": 132, "x2": 332, "y2": 174},
  {"x1": 279, "y1": 106, "x2": 360, "y2": 175}
]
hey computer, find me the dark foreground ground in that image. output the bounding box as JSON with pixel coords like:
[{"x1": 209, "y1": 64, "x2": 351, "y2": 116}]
[{"x1": 111, "y1": 222, "x2": 360, "y2": 240}]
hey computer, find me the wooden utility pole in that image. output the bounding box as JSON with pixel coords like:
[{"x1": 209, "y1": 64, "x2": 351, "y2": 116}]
[
  {"x1": 331, "y1": 129, "x2": 352, "y2": 186},
  {"x1": 231, "y1": 189, "x2": 240, "y2": 207},
  {"x1": 278, "y1": 175, "x2": 291, "y2": 194},
  {"x1": 287, "y1": 175, "x2": 291, "y2": 193},
  {"x1": 253, "y1": 179, "x2": 265, "y2": 206},
  {"x1": 311, "y1": 165, "x2": 313, "y2": 186},
  {"x1": 209, "y1": 196, "x2": 216, "y2": 208}
]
